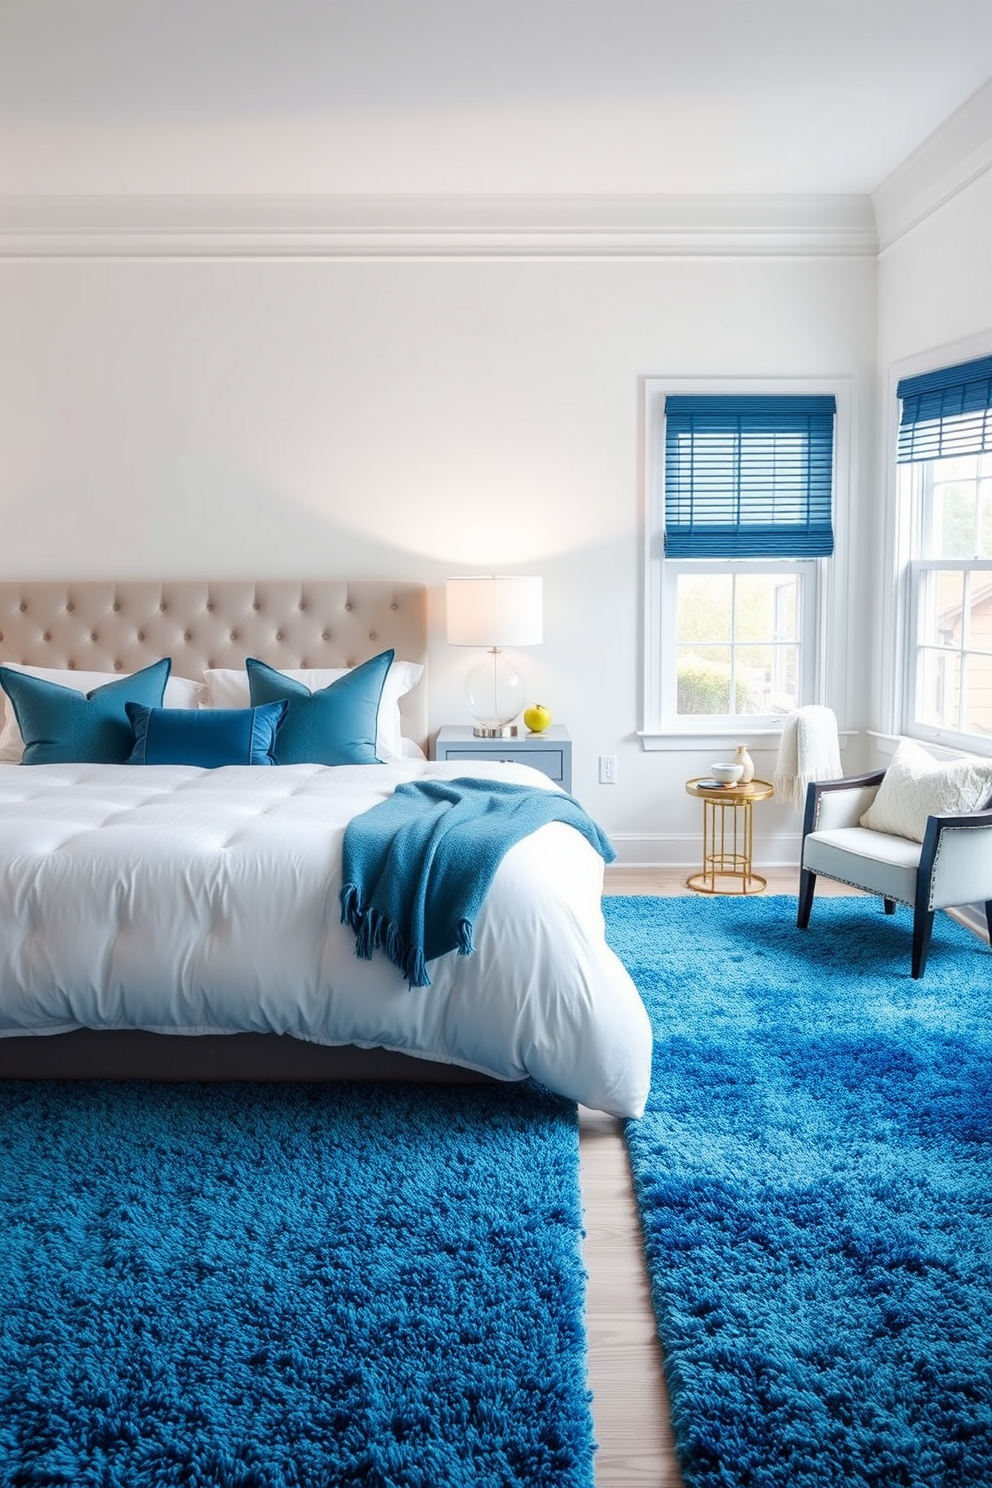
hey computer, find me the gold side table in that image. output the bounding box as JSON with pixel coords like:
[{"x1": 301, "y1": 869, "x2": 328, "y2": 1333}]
[{"x1": 685, "y1": 777, "x2": 775, "y2": 895}]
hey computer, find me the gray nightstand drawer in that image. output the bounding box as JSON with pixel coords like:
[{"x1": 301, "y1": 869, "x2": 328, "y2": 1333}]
[
  {"x1": 443, "y1": 746, "x2": 565, "y2": 782},
  {"x1": 433, "y1": 725, "x2": 572, "y2": 792}
]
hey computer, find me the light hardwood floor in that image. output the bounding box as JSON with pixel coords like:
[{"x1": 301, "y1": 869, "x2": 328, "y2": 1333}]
[{"x1": 580, "y1": 867, "x2": 861, "y2": 1487}]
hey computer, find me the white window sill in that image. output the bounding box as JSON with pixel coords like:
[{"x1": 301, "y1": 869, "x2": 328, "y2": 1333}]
[{"x1": 867, "y1": 729, "x2": 992, "y2": 762}]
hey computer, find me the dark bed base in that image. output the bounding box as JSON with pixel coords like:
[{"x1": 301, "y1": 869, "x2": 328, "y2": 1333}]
[{"x1": 0, "y1": 1029, "x2": 498, "y2": 1084}]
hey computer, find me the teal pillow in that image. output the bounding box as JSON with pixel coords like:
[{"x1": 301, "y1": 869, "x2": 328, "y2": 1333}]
[
  {"x1": 246, "y1": 650, "x2": 394, "y2": 765},
  {"x1": 126, "y1": 700, "x2": 288, "y2": 768},
  {"x1": 0, "y1": 659, "x2": 171, "y2": 765}
]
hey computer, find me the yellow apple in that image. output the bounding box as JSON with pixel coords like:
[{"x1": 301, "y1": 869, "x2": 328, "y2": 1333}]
[{"x1": 523, "y1": 703, "x2": 552, "y2": 733}]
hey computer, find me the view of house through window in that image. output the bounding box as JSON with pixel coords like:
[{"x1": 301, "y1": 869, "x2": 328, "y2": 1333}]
[{"x1": 906, "y1": 451, "x2": 992, "y2": 742}]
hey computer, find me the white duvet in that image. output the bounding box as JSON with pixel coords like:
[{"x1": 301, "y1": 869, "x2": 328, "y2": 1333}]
[{"x1": 0, "y1": 758, "x2": 652, "y2": 1117}]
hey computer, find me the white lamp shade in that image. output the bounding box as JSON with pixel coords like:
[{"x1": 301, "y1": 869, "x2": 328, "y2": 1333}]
[{"x1": 445, "y1": 576, "x2": 543, "y2": 647}]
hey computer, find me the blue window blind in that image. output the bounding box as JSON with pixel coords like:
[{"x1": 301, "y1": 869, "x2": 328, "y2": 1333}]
[
  {"x1": 664, "y1": 395, "x2": 836, "y2": 559},
  {"x1": 896, "y1": 354, "x2": 992, "y2": 464}
]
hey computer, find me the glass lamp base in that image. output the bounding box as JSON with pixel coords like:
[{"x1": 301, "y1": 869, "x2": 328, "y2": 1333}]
[{"x1": 465, "y1": 649, "x2": 525, "y2": 734}]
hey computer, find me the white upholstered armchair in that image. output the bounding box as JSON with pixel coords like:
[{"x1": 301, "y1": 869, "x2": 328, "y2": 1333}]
[{"x1": 797, "y1": 749, "x2": 992, "y2": 979}]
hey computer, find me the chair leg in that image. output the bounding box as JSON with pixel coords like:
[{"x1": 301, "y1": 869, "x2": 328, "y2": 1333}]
[
  {"x1": 883, "y1": 898, "x2": 896, "y2": 915},
  {"x1": 797, "y1": 868, "x2": 816, "y2": 929},
  {"x1": 912, "y1": 907, "x2": 935, "y2": 980},
  {"x1": 985, "y1": 901, "x2": 992, "y2": 948}
]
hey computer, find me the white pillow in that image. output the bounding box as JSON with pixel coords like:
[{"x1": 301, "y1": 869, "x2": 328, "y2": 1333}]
[
  {"x1": 203, "y1": 658, "x2": 424, "y2": 761},
  {"x1": 0, "y1": 664, "x2": 206, "y2": 763},
  {"x1": 860, "y1": 739, "x2": 992, "y2": 843}
]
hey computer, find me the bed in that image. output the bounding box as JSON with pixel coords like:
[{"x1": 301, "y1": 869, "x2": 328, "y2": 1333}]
[{"x1": 0, "y1": 579, "x2": 651, "y2": 1118}]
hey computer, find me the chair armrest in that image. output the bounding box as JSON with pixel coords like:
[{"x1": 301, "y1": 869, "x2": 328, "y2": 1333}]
[
  {"x1": 920, "y1": 807, "x2": 992, "y2": 909},
  {"x1": 802, "y1": 772, "x2": 886, "y2": 837}
]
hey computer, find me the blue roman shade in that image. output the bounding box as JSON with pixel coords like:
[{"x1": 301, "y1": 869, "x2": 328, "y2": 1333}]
[
  {"x1": 664, "y1": 395, "x2": 836, "y2": 559},
  {"x1": 896, "y1": 354, "x2": 992, "y2": 464}
]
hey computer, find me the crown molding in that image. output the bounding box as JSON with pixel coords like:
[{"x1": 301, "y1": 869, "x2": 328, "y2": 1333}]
[
  {"x1": 0, "y1": 192, "x2": 878, "y2": 260},
  {"x1": 873, "y1": 78, "x2": 992, "y2": 252}
]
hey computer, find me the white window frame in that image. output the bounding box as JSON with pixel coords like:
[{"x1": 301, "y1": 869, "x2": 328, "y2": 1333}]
[
  {"x1": 660, "y1": 559, "x2": 820, "y2": 725},
  {"x1": 901, "y1": 462, "x2": 992, "y2": 752},
  {"x1": 640, "y1": 376, "x2": 851, "y2": 749},
  {"x1": 880, "y1": 334, "x2": 992, "y2": 760}
]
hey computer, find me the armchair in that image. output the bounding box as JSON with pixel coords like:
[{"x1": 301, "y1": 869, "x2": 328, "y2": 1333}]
[{"x1": 797, "y1": 769, "x2": 992, "y2": 979}]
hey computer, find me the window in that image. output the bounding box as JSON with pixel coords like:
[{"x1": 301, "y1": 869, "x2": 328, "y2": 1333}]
[
  {"x1": 897, "y1": 354, "x2": 992, "y2": 750},
  {"x1": 643, "y1": 385, "x2": 839, "y2": 741}
]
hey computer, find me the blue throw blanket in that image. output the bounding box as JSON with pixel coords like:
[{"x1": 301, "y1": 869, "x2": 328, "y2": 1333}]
[{"x1": 340, "y1": 777, "x2": 616, "y2": 988}]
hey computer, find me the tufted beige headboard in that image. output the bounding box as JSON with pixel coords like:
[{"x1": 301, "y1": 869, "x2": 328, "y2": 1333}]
[{"x1": 0, "y1": 578, "x2": 428, "y2": 751}]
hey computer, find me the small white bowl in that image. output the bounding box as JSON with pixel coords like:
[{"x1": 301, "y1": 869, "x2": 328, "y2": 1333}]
[{"x1": 710, "y1": 762, "x2": 744, "y2": 785}]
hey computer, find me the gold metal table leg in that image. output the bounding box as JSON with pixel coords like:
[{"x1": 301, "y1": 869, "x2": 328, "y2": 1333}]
[{"x1": 686, "y1": 795, "x2": 767, "y2": 896}]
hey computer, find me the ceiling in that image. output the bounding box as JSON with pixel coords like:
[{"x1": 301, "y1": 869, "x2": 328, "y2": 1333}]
[{"x1": 1, "y1": 0, "x2": 991, "y2": 198}]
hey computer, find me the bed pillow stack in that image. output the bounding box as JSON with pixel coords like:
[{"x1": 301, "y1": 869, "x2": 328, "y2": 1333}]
[
  {"x1": 244, "y1": 651, "x2": 393, "y2": 766},
  {"x1": 0, "y1": 660, "x2": 174, "y2": 766},
  {"x1": 203, "y1": 655, "x2": 423, "y2": 761},
  {"x1": 0, "y1": 664, "x2": 206, "y2": 762},
  {"x1": 0, "y1": 649, "x2": 421, "y2": 768}
]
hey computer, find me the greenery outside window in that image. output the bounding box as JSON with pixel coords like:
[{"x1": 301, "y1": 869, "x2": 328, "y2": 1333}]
[{"x1": 664, "y1": 560, "x2": 817, "y2": 720}]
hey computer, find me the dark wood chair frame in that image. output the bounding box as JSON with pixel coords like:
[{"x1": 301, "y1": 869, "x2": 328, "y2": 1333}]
[{"x1": 798, "y1": 771, "x2": 992, "y2": 979}]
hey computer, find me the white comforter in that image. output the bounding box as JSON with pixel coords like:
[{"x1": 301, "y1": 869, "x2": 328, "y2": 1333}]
[{"x1": 0, "y1": 759, "x2": 652, "y2": 1117}]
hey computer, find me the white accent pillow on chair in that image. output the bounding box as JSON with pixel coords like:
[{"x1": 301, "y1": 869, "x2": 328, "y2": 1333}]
[{"x1": 860, "y1": 739, "x2": 992, "y2": 843}]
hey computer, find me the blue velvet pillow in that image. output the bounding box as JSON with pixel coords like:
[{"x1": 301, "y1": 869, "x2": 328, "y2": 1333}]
[
  {"x1": 125, "y1": 700, "x2": 288, "y2": 768},
  {"x1": 0, "y1": 659, "x2": 171, "y2": 765},
  {"x1": 246, "y1": 649, "x2": 394, "y2": 765}
]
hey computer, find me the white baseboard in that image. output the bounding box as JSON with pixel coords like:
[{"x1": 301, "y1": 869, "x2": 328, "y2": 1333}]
[{"x1": 608, "y1": 831, "x2": 802, "y2": 868}]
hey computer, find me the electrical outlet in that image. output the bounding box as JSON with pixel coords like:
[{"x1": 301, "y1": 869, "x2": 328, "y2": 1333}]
[{"x1": 599, "y1": 754, "x2": 617, "y2": 785}]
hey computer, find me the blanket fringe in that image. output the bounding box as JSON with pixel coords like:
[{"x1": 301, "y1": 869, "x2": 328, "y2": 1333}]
[
  {"x1": 340, "y1": 882, "x2": 362, "y2": 932},
  {"x1": 456, "y1": 918, "x2": 473, "y2": 956},
  {"x1": 339, "y1": 883, "x2": 431, "y2": 989}
]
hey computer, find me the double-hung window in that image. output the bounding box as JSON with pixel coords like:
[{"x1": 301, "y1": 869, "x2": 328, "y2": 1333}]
[
  {"x1": 897, "y1": 354, "x2": 992, "y2": 751},
  {"x1": 643, "y1": 385, "x2": 838, "y2": 740}
]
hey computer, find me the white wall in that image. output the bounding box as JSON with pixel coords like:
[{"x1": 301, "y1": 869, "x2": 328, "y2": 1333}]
[
  {"x1": 0, "y1": 250, "x2": 878, "y2": 862},
  {"x1": 878, "y1": 171, "x2": 992, "y2": 368}
]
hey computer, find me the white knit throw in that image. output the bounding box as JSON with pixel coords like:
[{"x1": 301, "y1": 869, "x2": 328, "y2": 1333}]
[{"x1": 773, "y1": 706, "x2": 842, "y2": 805}]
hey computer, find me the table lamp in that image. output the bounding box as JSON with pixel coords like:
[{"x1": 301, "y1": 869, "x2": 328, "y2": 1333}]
[{"x1": 445, "y1": 575, "x2": 543, "y2": 736}]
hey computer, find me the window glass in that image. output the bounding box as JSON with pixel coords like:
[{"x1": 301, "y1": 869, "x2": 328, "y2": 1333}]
[
  {"x1": 904, "y1": 454, "x2": 992, "y2": 748},
  {"x1": 673, "y1": 571, "x2": 802, "y2": 720},
  {"x1": 676, "y1": 573, "x2": 731, "y2": 643}
]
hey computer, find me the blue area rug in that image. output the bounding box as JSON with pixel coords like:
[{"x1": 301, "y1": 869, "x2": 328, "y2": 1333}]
[
  {"x1": 0, "y1": 1079, "x2": 593, "y2": 1488},
  {"x1": 604, "y1": 896, "x2": 992, "y2": 1488}
]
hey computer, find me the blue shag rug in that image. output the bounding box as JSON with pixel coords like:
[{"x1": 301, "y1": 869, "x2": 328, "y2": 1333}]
[
  {"x1": 0, "y1": 1079, "x2": 593, "y2": 1488},
  {"x1": 604, "y1": 896, "x2": 992, "y2": 1488}
]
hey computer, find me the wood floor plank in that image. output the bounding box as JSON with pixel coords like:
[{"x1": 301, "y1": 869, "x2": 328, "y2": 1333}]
[{"x1": 581, "y1": 865, "x2": 822, "y2": 1485}]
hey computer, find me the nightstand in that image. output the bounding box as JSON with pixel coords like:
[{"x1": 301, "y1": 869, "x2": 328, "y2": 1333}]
[{"x1": 433, "y1": 725, "x2": 572, "y2": 792}]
